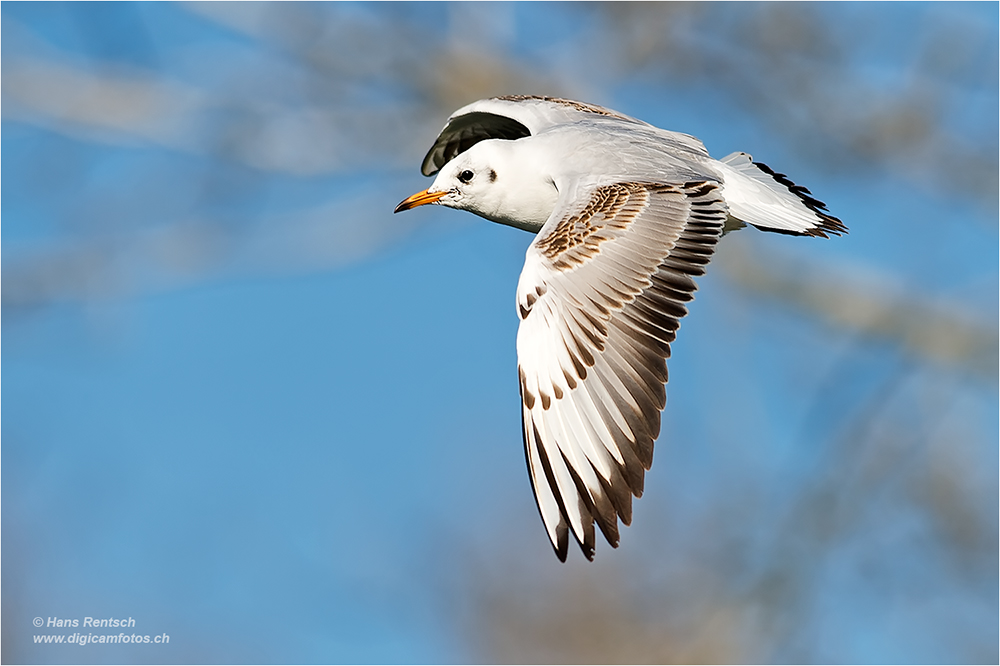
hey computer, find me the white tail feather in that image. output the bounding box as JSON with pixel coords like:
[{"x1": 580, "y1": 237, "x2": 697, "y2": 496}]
[{"x1": 718, "y1": 152, "x2": 846, "y2": 238}]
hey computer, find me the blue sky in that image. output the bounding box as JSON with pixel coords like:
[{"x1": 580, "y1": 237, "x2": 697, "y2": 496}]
[{"x1": 3, "y1": 3, "x2": 997, "y2": 664}]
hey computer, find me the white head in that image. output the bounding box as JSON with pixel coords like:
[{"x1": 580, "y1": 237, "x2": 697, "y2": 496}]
[{"x1": 394, "y1": 139, "x2": 559, "y2": 233}]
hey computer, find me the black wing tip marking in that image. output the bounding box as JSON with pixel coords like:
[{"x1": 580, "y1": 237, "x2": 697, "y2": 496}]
[
  {"x1": 554, "y1": 525, "x2": 569, "y2": 562},
  {"x1": 750, "y1": 161, "x2": 848, "y2": 238}
]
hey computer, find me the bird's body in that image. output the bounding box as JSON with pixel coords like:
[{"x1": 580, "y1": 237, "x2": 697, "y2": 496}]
[{"x1": 396, "y1": 96, "x2": 845, "y2": 561}]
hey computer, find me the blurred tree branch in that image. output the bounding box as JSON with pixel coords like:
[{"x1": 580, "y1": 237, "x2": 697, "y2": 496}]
[
  {"x1": 3, "y1": 3, "x2": 996, "y2": 319},
  {"x1": 2, "y1": 4, "x2": 996, "y2": 663},
  {"x1": 590, "y1": 2, "x2": 999, "y2": 212},
  {"x1": 718, "y1": 242, "x2": 999, "y2": 382},
  {"x1": 3, "y1": 3, "x2": 996, "y2": 316}
]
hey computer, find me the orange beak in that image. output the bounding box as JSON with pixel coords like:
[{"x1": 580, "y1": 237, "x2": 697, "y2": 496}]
[{"x1": 394, "y1": 188, "x2": 446, "y2": 213}]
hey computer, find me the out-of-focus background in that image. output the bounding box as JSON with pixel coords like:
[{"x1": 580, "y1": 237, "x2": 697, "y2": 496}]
[{"x1": 2, "y1": 2, "x2": 997, "y2": 664}]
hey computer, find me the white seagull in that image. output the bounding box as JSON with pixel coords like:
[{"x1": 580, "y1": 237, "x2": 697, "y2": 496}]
[{"x1": 395, "y1": 95, "x2": 846, "y2": 561}]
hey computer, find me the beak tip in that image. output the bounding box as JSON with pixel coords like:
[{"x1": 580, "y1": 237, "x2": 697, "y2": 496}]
[{"x1": 395, "y1": 188, "x2": 445, "y2": 214}]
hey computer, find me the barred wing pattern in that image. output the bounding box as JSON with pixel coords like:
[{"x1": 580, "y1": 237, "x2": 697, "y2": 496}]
[{"x1": 515, "y1": 181, "x2": 727, "y2": 561}]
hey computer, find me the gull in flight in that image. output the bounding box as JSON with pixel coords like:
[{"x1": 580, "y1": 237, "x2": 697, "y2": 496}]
[{"x1": 395, "y1": 96, "x2": 846, "y2": 561}]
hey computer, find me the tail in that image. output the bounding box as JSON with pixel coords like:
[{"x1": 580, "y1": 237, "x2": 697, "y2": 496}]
[{"x1": 718, "y1": 152, "x2": 847, "y2": 238}]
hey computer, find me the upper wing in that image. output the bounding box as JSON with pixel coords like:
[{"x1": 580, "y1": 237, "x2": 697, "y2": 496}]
[
  {"x1": 420, "y1": 96, "x2": 648, "y2": 176},
  {"x1": 515, "y1": 180, "x2": 727, "y2": 561}
]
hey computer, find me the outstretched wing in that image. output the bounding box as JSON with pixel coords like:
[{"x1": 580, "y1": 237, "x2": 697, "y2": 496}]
[
  {"x1": 515, "y1": 180, "x2": 727, "y2": 561},
  {"x1": 420, "y1": 96, "x2": 649, "y2": 176}
]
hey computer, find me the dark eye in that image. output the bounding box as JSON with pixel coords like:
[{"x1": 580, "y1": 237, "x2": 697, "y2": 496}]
[{"x1": 458, "y1": 169, "x2": 474, "y2": 183}]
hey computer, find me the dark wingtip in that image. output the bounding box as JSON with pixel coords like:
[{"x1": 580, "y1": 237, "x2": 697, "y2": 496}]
[{"x1": 555, "y1": 530, "x2": 569, "y2": 563}]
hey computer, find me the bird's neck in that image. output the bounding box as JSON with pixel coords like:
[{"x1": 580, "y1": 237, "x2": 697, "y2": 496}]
[{"x1": 478, "y1": 151, "x2": 559, "y2": 234}]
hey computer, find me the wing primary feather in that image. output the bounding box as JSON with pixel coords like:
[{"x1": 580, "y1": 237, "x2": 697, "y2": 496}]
[
  {"x1": 525, "y1": 417, "x2": 570, "y2": 561},
  {"x1": 607, "y1": 318, "x2": 669, "y2": 399},
  {"x1": 523, "y1": 403, "x2": 567, "y2": 558},
  {"x1": 535, "y1": 406, "x2": 590, "y2": 543}
]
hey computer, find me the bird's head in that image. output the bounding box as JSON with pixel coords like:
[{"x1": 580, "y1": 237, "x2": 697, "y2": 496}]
[{"x1": 394, "y1": 139, "x2": 557, "y2": 233}]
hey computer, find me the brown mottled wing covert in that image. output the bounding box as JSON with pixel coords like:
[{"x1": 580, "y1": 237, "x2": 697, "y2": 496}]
[
  {"x1": 493, "y1": 95, "x2": 637, "y2": 120},
  {"x1": 515, "y1": 180, "x2": 726, "y2": 560}
]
